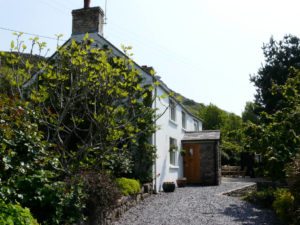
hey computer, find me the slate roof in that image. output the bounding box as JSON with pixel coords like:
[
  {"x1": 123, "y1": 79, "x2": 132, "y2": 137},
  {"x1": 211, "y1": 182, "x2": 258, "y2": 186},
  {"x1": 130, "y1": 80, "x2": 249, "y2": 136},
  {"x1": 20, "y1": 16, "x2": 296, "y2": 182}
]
[{"x1": 182, "y1": 130, "x2": 221, "y2": 141}]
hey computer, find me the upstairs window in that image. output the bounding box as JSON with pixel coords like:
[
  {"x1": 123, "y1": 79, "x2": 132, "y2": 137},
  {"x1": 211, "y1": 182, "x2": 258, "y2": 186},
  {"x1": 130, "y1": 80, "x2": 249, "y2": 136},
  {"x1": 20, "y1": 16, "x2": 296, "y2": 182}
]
[
  {"x1": 182, "y1": 111, "x2": 186, "y2": 129},
  {"x1": 169, "y1": 99, "x2": 176, "y2": 122},
  {"x1": 194, "y1": 119, "x2": 199, "y2": 131}
]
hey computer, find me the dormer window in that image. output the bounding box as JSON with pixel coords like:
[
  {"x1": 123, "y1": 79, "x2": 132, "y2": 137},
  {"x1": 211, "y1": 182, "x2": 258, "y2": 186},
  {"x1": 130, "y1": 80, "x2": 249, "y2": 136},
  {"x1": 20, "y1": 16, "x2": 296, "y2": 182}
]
[{"x1": 169, "y1": 99, "x2": 176, "y2": 122}]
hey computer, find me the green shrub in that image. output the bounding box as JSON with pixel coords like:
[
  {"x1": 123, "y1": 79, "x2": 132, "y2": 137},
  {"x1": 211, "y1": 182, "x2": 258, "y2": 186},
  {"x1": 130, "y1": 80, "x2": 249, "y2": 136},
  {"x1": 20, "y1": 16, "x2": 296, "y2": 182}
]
[
  {"x1": 4, "y1": 172, "x2": 87, "y2": 225},
  {"x1": 0, "y1": 200, "x2": 39, "y2": 225},
  {"x1": 273, "y1": 188, "x2": 294, "y2": 223},
  {"x1": 286, "y1": 154, "x2": 300, "y2": 200},
  {"x1": 116, "y1": 178, "x2": 141, "y2": 196},
  {"x1": 243, "y1": 188, "x2": 275, "y2": 208},
  {"x1": 286, "y1": 154, "x2": 300, "y2": 224}
]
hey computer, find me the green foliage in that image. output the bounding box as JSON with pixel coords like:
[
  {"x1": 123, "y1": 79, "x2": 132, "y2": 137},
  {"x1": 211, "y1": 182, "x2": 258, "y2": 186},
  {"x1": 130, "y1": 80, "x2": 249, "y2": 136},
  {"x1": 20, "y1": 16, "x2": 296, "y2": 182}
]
[
  {"x1": 244, "y1": 71, "x2": 300, "y2": 179},
  {"x1": 286, "y1": 154, "x2": 300, "y2": 199},
  {"x1": 198, "y1": 104, "x2": 244, "y2": 165},
  {"x1": 0, "y1": 95, "x2": 51, "y2": 184},
  {"x1": 243, "y1": 188, "x2": 275, "y2": 208},
  {"x1": 286, "y1": 154, "x2": 300, "y2": 224},
  {"x1": 20, "y1": 175, "x2": 87, "y2": 225},
  {"x1": 198, "y1": 104, "x2": 225, "y2": 130},
  {"x1": 251, "y1": 34, "x2": 300, "y2": 114},
  {"x1": 0, "y1": 200, "x2": 39, "y2": 225},
  {"x1": 242, "y1": 102, "x2": 259, "y2": 124},
  {"x1": 116, "y1": 178, "x2": 141, "y2": 196},
  {"x1": 273, "y1": 188, "x2": 294, "y2": 223},
  {"x1": 1, "y1": 34, "x2": 157, "y2": 224},
  {"x1": 130, "y1": 142, "x2": 156, "y2": 183},
  {"x1": 27, "y1": 36, "x2": 157, "y2": 176},
  {"x1": 0, "y1": 95, "x2": 86, "y2": 224},
  {"x1": 244, "y1": 187, "x2": 299, "y2": 225},
  {"x1": 246, "y1": 35, "x2": 300, "y2": 179}
]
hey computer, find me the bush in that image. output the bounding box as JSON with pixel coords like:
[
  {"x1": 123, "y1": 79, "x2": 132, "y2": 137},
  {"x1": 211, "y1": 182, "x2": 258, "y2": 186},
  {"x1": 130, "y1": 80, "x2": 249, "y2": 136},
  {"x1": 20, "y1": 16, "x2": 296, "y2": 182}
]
[
  {"x1": 286, "y1": 154, "x2": 300, "y2": 200},
  {"x1": 0, "y1": 200, "x2": 39, "y2": 225},
  {"x1": 81, "y1": 171, "x2": 121, "y2": 224},
  {"x1": 243, "y1": 188, "x2": 275, "y2": 208},
  {"x1": 285, "y1": 155, "x2": 300, "y2": 224},
  {"x1": 116, "y1": 178, "x2": 141, "y2": 196},
  {"x1": 3, "y1": 172, "x2": 87, "y2": 225},
  {"x1": 273, "y1": 188, "x2": 294, "y2": 223},
  {"x1": 0, "y1": 95, "x2": 87, "y2": 225}
]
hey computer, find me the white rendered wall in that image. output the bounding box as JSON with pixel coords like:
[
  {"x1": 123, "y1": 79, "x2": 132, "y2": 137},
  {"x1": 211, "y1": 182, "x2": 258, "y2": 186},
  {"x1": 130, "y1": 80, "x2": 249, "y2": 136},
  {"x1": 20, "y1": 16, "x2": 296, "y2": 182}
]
[{"x1": 154, "y1": 86, "x2": 202, "y2": 191}]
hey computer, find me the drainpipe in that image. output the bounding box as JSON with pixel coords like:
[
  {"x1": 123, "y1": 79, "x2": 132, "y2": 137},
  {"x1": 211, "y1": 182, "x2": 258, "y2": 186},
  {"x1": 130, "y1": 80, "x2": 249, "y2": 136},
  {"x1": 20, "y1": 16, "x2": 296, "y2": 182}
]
[{"x1": 153, "y1": 83, "x2": 158, "y2": 193}]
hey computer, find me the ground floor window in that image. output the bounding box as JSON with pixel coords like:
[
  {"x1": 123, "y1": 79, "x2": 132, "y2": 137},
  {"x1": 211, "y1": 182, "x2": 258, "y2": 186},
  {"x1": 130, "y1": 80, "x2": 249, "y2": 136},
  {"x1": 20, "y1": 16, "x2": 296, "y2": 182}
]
[{"x1": 169, "y1": 137, "x2": 178, "y2": 166}]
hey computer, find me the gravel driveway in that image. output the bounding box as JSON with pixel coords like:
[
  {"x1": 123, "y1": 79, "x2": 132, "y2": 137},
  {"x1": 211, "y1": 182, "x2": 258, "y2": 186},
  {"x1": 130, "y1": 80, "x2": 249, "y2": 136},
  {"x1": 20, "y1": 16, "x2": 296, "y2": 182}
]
[{"x1": 113, "y1": 180, "x2": 279, "y2": 225}]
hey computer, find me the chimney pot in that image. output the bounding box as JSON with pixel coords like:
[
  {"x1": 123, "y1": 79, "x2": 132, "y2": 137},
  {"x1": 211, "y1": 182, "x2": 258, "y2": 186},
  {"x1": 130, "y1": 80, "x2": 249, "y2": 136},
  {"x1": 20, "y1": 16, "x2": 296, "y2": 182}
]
[{"x1": 84, "y1": 0, "x2": 91, "y2": 9}]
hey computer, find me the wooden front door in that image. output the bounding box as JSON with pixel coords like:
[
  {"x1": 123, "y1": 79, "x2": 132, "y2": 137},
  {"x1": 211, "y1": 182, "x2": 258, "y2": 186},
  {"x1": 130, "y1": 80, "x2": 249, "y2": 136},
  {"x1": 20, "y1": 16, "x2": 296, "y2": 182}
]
[{"x1": 183, "y1": 143, "x2": 201, "y2": 184}]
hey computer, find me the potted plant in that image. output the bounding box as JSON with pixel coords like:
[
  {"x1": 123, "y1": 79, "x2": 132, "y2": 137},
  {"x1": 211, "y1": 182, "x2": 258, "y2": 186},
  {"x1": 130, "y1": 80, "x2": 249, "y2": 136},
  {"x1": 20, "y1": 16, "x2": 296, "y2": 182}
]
[
  {"x1": 169, "y1": 144, "x2": 178, "y2": 152},
  {"x1": 176, "y1": 177, "x2": 187, "y2": 188},
  {"x1": 179, "y1": 148, "x2": 186, "y2": 156},
  {"x1": 162, "y1": 181, "x2": 176, "y2": 192}
]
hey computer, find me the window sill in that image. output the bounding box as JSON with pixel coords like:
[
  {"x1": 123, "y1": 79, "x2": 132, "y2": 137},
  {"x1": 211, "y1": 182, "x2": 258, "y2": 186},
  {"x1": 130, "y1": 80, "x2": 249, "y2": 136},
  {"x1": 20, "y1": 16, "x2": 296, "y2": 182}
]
[
  {"x1": 169, "y1": 165, "x2": 179, "y2": 169},
  {"x1": 169, "y1": 119, "x2": 178, "y2": 126}
]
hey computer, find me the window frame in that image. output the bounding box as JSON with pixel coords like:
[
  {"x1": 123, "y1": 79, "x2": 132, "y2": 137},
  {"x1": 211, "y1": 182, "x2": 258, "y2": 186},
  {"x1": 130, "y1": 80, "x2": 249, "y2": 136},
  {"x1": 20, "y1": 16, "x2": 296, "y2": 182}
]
[
  {"x1": 193, "y1": 119, "x2": 199, "y2": 131},
  {"x1": 169, "y1": 137, "x2": 178, "y2": 166},
  {"x1": 169, "y1": 99, "x2": 176, "y2": 122},
  {"x1": 182, "y1": 111, "x2": 186, "y2": 129}
]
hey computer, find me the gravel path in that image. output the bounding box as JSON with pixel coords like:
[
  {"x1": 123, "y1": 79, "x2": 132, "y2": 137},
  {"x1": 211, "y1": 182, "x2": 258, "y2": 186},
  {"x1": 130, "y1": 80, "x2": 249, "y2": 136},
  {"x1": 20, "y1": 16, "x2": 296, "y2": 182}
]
[{"x1": 113, "y1": 181, "x2": 279, "y2": 225}]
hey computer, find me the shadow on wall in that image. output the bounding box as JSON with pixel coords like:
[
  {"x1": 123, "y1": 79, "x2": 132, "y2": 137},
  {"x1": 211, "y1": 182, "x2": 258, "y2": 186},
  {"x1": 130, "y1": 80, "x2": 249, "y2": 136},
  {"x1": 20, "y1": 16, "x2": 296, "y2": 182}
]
[
  {"x1": 158, "y1": 157, "x2": 168, "y2": 191},
  {"x1": 222, "y1": 203, "x2": 280, "y2": 225}
]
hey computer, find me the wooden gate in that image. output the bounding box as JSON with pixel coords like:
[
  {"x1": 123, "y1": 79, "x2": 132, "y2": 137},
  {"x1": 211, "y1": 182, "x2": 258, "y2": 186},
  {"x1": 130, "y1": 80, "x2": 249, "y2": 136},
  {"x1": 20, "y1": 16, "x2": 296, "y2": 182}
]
[{"x1": 183, "y1": 143, "x2": 201, "y2": 184}]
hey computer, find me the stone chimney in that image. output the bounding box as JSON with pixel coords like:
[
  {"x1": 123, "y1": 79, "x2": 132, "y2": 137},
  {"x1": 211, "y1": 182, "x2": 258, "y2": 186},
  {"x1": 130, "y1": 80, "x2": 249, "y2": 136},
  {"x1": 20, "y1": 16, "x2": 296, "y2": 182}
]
[{"x1": 72, "y1": 6, "x2": 105, "y2": 36}]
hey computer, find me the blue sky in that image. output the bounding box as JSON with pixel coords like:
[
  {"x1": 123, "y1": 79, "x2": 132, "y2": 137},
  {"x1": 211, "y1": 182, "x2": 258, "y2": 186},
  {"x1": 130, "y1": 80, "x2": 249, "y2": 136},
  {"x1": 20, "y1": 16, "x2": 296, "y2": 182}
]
[{"x1": 1, "y1": 0, "x2": 300, "y2": 115}]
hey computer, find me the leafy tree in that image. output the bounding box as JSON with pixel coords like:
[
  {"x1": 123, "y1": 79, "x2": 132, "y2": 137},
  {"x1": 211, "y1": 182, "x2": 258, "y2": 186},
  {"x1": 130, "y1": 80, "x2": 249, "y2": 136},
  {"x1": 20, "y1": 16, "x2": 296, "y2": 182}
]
[
  {"x1": 251, "y1": 34, "x2": 300, "y2": 114},
  {"x1": 221, "y1": 113, "x2": 244, "y2": 165},
  {"x1": 198, "y1": 103, "x2": 225, "y2": 130},
  {"x1": 27, "y1": 36, "x2": 157, "y2": 176},
  {"x1": 242, "y1": 101, "x2": 259, "y2": 124},
  {"x1": 198, "y1": 103, "x2": 244, "y2": 165},
  {"x1": 246, "y1": 35, "x2": 300, "y2": 179},
  {"x1": 245, "y1": 70, "x2": 300, "y2": 179},
  {"x1": 0, "y1": 34, "x2": 158, "y2": 224}
]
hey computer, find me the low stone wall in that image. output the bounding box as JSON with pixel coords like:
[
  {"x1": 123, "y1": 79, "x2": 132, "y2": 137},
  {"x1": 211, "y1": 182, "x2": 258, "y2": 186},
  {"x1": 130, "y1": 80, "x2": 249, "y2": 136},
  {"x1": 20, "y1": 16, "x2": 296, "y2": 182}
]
[
  {"x1": 103, "y1": 183, "x2": 153, "y2": 225},
  {"x1": 222, "y1": 183, "x2": 257, "y2": 197}
]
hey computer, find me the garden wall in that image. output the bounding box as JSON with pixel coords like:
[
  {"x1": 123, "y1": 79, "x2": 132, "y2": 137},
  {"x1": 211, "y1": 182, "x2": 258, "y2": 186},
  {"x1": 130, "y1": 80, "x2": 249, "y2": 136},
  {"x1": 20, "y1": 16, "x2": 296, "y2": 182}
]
[{"x1": 86, "y1": 183, "x2": 153, "y2": 225}]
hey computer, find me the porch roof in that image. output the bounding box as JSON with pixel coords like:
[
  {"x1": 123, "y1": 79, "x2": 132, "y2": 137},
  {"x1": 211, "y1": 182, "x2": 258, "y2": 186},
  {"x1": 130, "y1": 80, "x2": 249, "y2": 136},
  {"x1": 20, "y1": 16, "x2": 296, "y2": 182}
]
[{"x1": 182, "y1": 130, "x2": 220, "y2": 141}]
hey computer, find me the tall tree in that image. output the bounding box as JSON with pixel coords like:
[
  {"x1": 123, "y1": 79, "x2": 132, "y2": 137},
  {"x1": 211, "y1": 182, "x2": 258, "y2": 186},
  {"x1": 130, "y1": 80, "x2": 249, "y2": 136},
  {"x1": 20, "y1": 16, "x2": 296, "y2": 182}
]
[
  {"x1": 242, "y1": 101, "x2": 259, "y2": 124},
  {"x1": 245, "y1": 69, "x2": 300, "y2": 179},
  {"x1": 251, "y1": 34, "x2": 300, "y2": 114},
  {"x1": 246, "y1": 35, "x2": 300, "y2": 179},
  {"x1": 2, "y1": 34, "x2": 158, "y2": 179}
]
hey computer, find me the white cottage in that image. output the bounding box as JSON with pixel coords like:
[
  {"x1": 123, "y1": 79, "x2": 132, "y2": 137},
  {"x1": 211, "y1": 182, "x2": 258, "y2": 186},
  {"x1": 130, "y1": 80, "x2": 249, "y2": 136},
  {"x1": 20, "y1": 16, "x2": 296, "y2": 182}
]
[
  {"x1": 70, "y1": 5, "x2": 221, "y2": 192},
  {"x1": 25, "y1": 4, "x2": 221, "y2": 193},
  {"x1": 153, "y1": 82, "x2": 203, "y2": 191}
]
